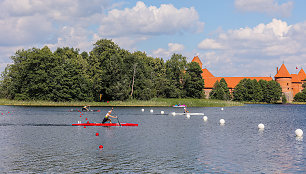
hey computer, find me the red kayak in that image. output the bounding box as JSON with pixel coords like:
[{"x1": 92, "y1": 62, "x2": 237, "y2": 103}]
[{"x1": 72, "y1": 122, "x2": 138, "y2": 127}]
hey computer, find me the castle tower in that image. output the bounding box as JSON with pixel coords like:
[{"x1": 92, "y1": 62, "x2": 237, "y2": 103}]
[
  {"x1": 298, "y1": 68, "x2": 306, "y2": 91},
  {"x1": 274, "y1": 64, "x2": 293, "y2": 101},
  {"x1": 298, "y1": 68, "x2": 306, "y2": 81},
  {"x1": 192, "y1": 56, "x2": 203, "y2": 69}
]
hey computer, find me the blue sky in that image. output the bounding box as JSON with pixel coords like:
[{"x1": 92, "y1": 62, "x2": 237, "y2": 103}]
[{"x1": 1, "y1": 0, "x2": 306, "y2": 77}]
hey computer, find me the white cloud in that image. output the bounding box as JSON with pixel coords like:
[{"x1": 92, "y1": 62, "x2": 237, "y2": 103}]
[
  {"x1": 197, "y1": 19, "x2": 306, "y2": 77},
  {"x1": 152, "y1": 43, "x2": 185, "y2": 58},
  {"x1": 98, "y1": 1, "x2": 204, "y2": 37},
  {"x1": 0, "y1": 0, "x2": 205, "y2": 71},
  {"x1": 0, "y1": 0, "x2": 112, "y2": 72},
  {"x1": 235, "y1": 0, "x2": 293, "y2": 17},
  {"x1": 198, "y1": 39, "x2": 224, "y2": 50}
]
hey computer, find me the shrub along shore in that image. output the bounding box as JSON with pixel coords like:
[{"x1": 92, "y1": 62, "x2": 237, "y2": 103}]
[{"x1": 0, "y1": 98, "x2": 244, "y2": 107}]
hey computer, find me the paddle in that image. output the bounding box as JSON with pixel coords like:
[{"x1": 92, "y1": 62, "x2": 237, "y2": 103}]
[{"x1": 116, "y1": 117, "x2": 121, "y2": 126}]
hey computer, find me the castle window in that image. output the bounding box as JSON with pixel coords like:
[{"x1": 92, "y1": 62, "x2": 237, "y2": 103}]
[
  {"x1": 288, "y1": 88, "x2": 289, "y2": 90},
  {"x1": 287, "y1": 83, "x2": 289, "y2": 86}
]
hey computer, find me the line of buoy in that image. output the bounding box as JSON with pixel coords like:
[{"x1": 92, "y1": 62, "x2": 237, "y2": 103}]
[{"x1": 140, "y1": 109, "x2": 303, "y2": 138}]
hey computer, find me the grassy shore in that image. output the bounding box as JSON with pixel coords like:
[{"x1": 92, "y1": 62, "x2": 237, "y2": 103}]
[{"x1": 0, "y1": 98, "x2": 243, "y2": 107}]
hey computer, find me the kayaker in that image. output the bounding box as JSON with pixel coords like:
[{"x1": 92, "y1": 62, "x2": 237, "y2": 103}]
[
  {"x1": 82, "y1": 105, "x2": 89, "y2": 112},
  {"x1": 184, "y1": 107, "x2": 189, "y2": 113},
  {"x1": 102, "y1": 107, "x2": 117, "y2": 123}
]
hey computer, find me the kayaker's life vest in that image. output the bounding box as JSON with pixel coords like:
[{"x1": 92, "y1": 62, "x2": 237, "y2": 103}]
[{"x1": 105, "y1": 111, "x2": 112, "y2": 118}]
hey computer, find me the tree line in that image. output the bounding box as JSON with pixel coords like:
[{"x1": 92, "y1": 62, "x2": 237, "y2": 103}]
[
  {"x1": 0, "y1": 39, "x2": 204, "y2": 102},
  {"x1": 209, "y1": 78, "x2": 282, "y2": 103},
  {"x1": 0, "y1": 39, "x2": 291, "y2": 103}
]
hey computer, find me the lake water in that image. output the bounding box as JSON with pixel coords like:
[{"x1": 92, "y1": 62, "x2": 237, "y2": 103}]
[{"x1": 0, "y1": 104, "x2": 305, "y2": 173}]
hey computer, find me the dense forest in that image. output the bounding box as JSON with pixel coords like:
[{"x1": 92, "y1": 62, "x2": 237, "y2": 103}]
[{"x1": 0, "y1": 39, "x2": 204, "y2": 102}]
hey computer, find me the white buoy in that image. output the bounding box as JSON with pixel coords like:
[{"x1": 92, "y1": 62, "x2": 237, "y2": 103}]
[
  {"x1": 258, "y1": 123, "x2": 265, "y2": 129},
  {"x1": 141, "y1": 108, "x2": 144, "y2": 112},
  {"x1": 220, "y1": 119, "x2": 225, "y2": 125},
  {"x1": 221, "y1": 108, "x2": 224, "y2": 111},
  {"x1": 295, "y1": 129, "x2": 303, "y2": 137},
  {"x1": 150, "y1": 109, "x2": 153, "y2": 113},
  {"x1": 161, "y1": 111, "x2": 164, "y2": 114},
  {"x1": 172, "y1": 112, "x2": 176, "y2": 116},
  {"x1": 203, "y1": 116, "x2": 208, "y2": 121},
  {"x1": 186, "y1": 114, "x2": 190, "y2": 119}
]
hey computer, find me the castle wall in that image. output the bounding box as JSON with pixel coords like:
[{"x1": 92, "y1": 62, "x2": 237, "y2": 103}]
[
  {"x1": 275, "y1": 77, "x2": 293, "y2": 101},
  {"x1": 292, "y1": 82, "x2": 302, "y2": 96}
]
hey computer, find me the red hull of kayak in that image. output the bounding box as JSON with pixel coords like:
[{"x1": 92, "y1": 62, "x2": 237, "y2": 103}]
[{"x1": 72, "y1": 122, "x2": 138, "y2": 127}]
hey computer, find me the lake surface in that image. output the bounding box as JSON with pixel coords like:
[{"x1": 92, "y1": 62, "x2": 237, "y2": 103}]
[{"x1": 0, "y1": 104, "x2": 305, "y2": 173}]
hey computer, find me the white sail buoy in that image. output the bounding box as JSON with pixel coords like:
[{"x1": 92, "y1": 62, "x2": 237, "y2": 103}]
[
  {"x1": 203, "y1": 116, "x2": 208, "y2": 121},
  {"x1": 141, "y1": 108, "x2": 144, "y2": 112},
  {"x1": 172, "y1": 112, "x2": 176, "y2": 116},
  {"x1": 258, "y1": 123, "x2": 265, "y2": 129},
  {"x1": 150, "y1": 109, "x2": 153, "y2": 113},
  {"x1": 221, "y1": 108, "x2": 224, "y2": 111},
  {"x1": 161, "y1": 111, "x2": 164, "y2": 114},
  {"x1": 295, "y1": 129, "x2": 303, "y2": 137},
  {"x1": 220, "y1": 119, "x2": 225, "y2": 125}
]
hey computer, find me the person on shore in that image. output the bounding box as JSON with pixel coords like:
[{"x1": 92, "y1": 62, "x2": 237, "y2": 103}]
[
  {"x1": 102, "y1": 107, "x2": 117, "y2": 123},
  {"x1": 82, "y1": 105, "x2": 89, "y2": 112}
]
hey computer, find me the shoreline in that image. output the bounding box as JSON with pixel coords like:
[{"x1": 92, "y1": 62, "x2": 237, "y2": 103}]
[{"x1": 0, "y1": 98, "x2": 244, "y2": 107}]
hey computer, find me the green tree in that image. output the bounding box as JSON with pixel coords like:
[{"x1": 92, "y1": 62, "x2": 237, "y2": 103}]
[
  {"x1": 184, "y1": 62, "x2": 204, "y2": 98},
  {"x1": 282, "y1": 93, "x2": 287, "y2": 104},
  {"x1": 210, "y1": 78, "x2": 230, "y2": 100},
  {"x1": 165, "y1": 54, "x2": 187, "y2": 98},
  {"x1": 129, "y1": 52, "x2": 156, "y2": 100},
  {"x1": 88, "y1": 39, "x2": 130, "y2": 101},
  {"x1": 294, "y1": 83, "x2": 306, "y2": 102},
  {"x1": 233, "y1": 79, "x2": 249, "y2": 101},
  {"x1": 251, "y1": 79, "x2": 263, "y2": 102},
  {"x1": 265, "y1": 80, "x2": 282, "y2": 103},
  {"x1": 51, "y1": 47, "x2": 93, "y2": 101},
  {"x1": 258, "y1": 79, "x2": 268, "y2": 102}
]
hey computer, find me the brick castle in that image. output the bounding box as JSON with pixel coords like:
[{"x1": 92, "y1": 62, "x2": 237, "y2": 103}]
[{"x1": 192, "y1": 56, "x2": 306, "y2": 102}]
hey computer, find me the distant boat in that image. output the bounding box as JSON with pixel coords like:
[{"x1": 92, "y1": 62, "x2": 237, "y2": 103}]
[{"x1": 172, "y1": 104, "x2": 186, "y2": 108}]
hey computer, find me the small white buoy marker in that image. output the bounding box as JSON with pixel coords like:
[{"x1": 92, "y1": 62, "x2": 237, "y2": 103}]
[
  {"x1": 203, "y1": 116, "x2": 208, "y2": 121},
  {"x1": 220, "y1": 119, "x2": 225, "y2": 125},
  {"x1": 161, "y1": 111, "x2": 164, "y2": 114},
  {"x1": 258, "y1": 123, "x2": 265, "y2": 129},
  {"x1": 172, "y1": 112, "x2": 176, "y2": 116},
  {"x1": 141, "y1": 108, "x2": 144, "y2": 112},
  {"x1": 221, "y1": 108, "x2": 224, "y2": 111},
  {"x1": 295, "y1": 129, "x2": 303, "y2": 137},
  {"x1": 150, "y1": 109, "x2": 153, "y2": 113}
]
